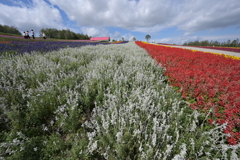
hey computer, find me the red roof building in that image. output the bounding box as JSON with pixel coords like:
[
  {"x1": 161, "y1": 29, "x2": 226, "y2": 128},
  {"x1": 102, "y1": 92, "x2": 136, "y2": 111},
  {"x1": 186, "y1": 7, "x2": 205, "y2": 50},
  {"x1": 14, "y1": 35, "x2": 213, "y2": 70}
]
[{"x1": 90, "y1": 37, "x2": 110, "y2": 41}]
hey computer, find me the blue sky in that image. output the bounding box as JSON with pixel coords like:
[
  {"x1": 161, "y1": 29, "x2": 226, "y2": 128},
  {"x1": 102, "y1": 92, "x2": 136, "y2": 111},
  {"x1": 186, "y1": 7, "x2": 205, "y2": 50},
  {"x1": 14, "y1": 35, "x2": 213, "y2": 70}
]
[{"x1": 0, "y1": 0, "x2": 240, "y2": 44}]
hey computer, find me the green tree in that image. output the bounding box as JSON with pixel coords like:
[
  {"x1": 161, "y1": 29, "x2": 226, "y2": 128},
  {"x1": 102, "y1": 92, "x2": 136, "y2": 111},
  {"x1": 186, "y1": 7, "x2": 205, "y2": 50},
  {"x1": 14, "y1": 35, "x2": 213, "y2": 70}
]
[
  {"x1": 39, "y1": 28, "x2": 91, "y2": 40},
  {"x1": 132, "y1": 36, "x2": 136, "y2": 41},
  {"x1": 183, "y1": 39, "x2": 240, "y2": 47},
  {"x1": 145, "y1": 34, "x2": 151, "y2": 42},
  {"x1": 0, "y1": 24, "x2": 21, "y2": 35}
]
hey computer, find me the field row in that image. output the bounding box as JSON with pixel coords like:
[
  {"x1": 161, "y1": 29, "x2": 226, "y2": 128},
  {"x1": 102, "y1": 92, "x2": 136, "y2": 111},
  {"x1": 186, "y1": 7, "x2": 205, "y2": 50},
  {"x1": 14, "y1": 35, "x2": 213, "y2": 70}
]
[
  {"x1": 193, "y1": 46, "x2": 240, "y2": 53},
  {"x1": 158, "y1": 43, "x2": 240, "y2": 53},
  {"x1": 136, "y1": 41, "x2": 240, "y2": 145},
  {"x1": 0, "y1": 41, "x2": 110, "y2": 56},
  {"x1": 0, "y1": 40, "x2": 129, "y2": 56}
]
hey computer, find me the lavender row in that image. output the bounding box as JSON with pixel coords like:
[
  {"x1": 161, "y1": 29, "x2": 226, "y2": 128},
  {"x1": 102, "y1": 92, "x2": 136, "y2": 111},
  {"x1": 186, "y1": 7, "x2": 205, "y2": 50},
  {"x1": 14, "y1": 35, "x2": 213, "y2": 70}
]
[{"x1": 0, "y1": 41, "x2": 111, "y2": 55}]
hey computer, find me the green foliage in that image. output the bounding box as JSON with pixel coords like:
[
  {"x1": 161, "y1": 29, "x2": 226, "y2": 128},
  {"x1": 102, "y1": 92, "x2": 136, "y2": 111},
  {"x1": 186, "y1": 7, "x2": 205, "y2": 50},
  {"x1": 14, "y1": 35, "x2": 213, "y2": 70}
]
[
  {"x1": 145, "y1": 34, "x2": 151, "y2": 42},
  {"x1": 41, "y1": 134, "x2": 68, "y2": 160},
  {"x1": 0, "y1": 24, "x2": 21, "y2": 35},
  {"x1": 183, "y1": 39, "x2": 240, "y2": 47},
  {"x1": 39, "y1": 28, "x2": 90, "y2": 40}
]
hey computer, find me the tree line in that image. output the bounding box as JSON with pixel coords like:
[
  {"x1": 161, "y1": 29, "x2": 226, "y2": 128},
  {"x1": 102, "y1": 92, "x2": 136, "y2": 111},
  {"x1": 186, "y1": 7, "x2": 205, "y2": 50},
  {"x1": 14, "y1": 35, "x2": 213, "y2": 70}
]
[
  {"x1": 0, "y1": 24, "x2": 22, "y2": 35},
  {"x1": 40, "y1": 28, "x2": 90, "y2": 40},
  {"x1": 0, "y1": 24, "x2": 91, "y2": 40},
  {"x1": 183, "y1": 39, "x2": 240, "y2": 47}
]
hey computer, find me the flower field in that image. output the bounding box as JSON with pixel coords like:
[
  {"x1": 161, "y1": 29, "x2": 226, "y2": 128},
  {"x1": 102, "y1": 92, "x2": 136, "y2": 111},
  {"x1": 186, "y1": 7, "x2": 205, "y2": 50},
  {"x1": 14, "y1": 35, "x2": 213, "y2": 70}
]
[
  {"x1": 136, "y1": 41, "x2": 240, "y2": 145},
  {"x1": 0, "y1": 41, "x2": 111, "y2": 56},
  {"x1": 158, "y1": 43, "x2": 240, "y2": 53},
  {"x1": 0, "y1": 41, "x2": 240, "y2": 159},
  {"x1": 191, "y1": 46, "x2": 240, "y2": 53}
]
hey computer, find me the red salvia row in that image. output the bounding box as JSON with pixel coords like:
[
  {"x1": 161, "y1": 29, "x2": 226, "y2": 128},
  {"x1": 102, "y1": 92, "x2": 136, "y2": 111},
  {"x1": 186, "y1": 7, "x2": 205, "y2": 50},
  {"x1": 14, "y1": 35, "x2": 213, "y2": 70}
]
[{"x1": 136, "y1": 41, "x2": 240, "y2": 145}]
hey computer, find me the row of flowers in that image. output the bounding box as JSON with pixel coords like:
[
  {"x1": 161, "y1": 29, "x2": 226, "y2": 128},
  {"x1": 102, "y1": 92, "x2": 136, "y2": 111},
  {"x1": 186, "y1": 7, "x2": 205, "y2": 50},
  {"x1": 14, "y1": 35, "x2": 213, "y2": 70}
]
[
  {"x1": 0, "y1": 41, "x2": 112, "y2": 56},
  {"x1": 112, "y1": 41, "x2": 124, "y2": 44},
  {"x1": 192, "y1": 46, "x2": 240, "y2": 53},
  {"x1": 0, "y1": 41, "x2": 11, "y2": 43},
  {"x1": 157, "y1": 43, "x2": 240, "y2": 53},
  {"x1": 136, "y1": 41, "x2": 240, "y2": 145},
  {"x1": 188, "y1": 49, "x2": 240, "y2": 60}
]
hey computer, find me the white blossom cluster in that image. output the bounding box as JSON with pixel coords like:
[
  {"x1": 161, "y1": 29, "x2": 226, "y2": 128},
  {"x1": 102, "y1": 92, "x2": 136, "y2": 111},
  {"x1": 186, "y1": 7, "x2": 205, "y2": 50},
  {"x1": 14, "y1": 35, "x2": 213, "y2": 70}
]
[{"x1": 0, "y1": 42, "x2": 239, "y2": 159}]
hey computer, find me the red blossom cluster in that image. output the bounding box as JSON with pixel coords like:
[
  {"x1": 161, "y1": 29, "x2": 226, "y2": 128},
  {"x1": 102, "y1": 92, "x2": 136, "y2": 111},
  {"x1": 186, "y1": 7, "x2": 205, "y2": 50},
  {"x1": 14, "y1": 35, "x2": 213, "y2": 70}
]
[{"x1": 136, "y1": 41, "x2": 240, "y2": 145}]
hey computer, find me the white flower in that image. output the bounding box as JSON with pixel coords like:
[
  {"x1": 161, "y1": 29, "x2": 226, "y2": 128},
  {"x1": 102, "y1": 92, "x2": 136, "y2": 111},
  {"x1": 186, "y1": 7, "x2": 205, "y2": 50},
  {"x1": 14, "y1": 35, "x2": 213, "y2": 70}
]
[
  {"x1": 152, "y1": 133, "x2": 157, "y2": 147},
  {"x1": 50, "y1": 120, "x2": 54, "y2": 126},
  {"x1": 42, "y1": 124, "x2": 48, "y2": 131},
  {"x1": 231, "y1": 149, "x2": 239, "y2": 160},
  {"x1": 180, "y1": 143, "x2": 187, "y2": 158},
  {"x1": 139, "y1": 142, "x2": 143, "y2": 152},
  {"x1": 190, "y1": 120, "x2": 197, "y2": 131},
  {"x1": 20, "y1": 147, "x2": 25, "y2": 151},
  {"x1": 163, "y1": 144, "x2": 173, "y2": 160},
  {"x1": 133, "y1": 129, "x2": 141, "y2": 136},
  {"x1": 172, "y1": 155, "x2": 184, "y2": 160},
  {"x1": 88, "y1": 141, "x2": 98, "y2": 153},
  {"x1": 116, "y1": 132, "x2": 123, "y2": 143}
]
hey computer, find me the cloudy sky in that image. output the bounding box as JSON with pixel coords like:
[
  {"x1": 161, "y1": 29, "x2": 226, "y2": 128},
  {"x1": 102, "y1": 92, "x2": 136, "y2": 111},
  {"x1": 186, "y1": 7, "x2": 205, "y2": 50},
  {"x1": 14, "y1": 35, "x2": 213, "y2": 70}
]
[{"x1": 0, "y1": 0, "x2": 240, "y2": 44}]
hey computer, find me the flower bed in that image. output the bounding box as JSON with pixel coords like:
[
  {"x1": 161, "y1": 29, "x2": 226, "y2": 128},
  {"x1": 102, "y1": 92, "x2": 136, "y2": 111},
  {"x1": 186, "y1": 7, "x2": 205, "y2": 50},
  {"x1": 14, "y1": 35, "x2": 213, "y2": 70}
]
[
  {"x1": 0, "y1": 41, "x2": 111, "y2": 56},
  {"x1": 157, "y1": 42, "x2": 240, "y2": 53},
  {"x1": 0, "y1": 41, "x2": 10, "y2": 43},
  {"x1": 136, "y1": 41, "x2": 240, "y2": 145},
  {"x1": 191, "y1": 46, "x2": 240, "y2": 53}
]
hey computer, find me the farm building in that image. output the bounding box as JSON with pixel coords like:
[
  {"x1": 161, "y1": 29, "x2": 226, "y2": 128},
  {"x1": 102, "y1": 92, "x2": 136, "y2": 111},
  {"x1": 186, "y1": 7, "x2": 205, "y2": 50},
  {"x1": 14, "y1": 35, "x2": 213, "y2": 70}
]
[{"x1": 90, "y1": 37, "x2": 110, "y2": 41}]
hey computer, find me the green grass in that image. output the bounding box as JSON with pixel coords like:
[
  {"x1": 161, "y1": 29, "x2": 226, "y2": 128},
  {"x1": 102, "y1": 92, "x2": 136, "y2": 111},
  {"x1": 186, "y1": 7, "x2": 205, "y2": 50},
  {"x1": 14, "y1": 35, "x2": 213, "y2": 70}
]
[
  {"x1": 0, "y1": 32, "x2": 22, "y2": 36},
  {"x1": 0, "y1": 32, "x2": 49, "y2": 42}
]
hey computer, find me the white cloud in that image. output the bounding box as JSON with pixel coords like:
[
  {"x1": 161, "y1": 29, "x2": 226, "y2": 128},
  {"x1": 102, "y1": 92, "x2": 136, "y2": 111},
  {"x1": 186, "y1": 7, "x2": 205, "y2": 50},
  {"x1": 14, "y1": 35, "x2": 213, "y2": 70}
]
[
  {"x1": 133, "y1": 25, "x2": 167, "y2": 33},
  {"x1": 122, "y1": 33, "x2": 135, "y2": 41},
  {"x1": 48, "y1": 0, "x2": 176, "y2": 30},
  {"x1": 154, "y1": 36, "x2": 201, "y2": 45},
  {"x1": 153, "y1": 34, "x2": 240, "y2": 45},
  {"x1": 0, "y1": 0, "x2": 64, "y2": 35},
  {"x1": 81, "y1": 27, "x2": 111, "y2": 37},
  {"x1": 81, "y1": 27, "x2": 102, "y2": 37},
  {"x1": 81, "y1": 26, "x2": 131, "y2": 41},
  {"x1": 111, "y1": 31, "x2": 122, "y2": 41},
  {"x1": 47, "y1": 0, "x2": 240, "y2": 34},
  {"x1": 173, "y1": 0, "x2": 240, "y2": 35},
  {"x1": 0, "y1": 0, "x2": 239, "y2": 38}
]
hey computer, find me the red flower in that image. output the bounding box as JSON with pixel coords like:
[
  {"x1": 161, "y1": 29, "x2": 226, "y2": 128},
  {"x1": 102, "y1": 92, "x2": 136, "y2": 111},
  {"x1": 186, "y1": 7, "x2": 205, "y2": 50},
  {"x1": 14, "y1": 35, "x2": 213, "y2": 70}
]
[
  {"x1": 228, "y1": 137, "x2": 237, "y2": 145},
  {"x1": 208, "y1": 119, "x2": 214, "y2": 125}
]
